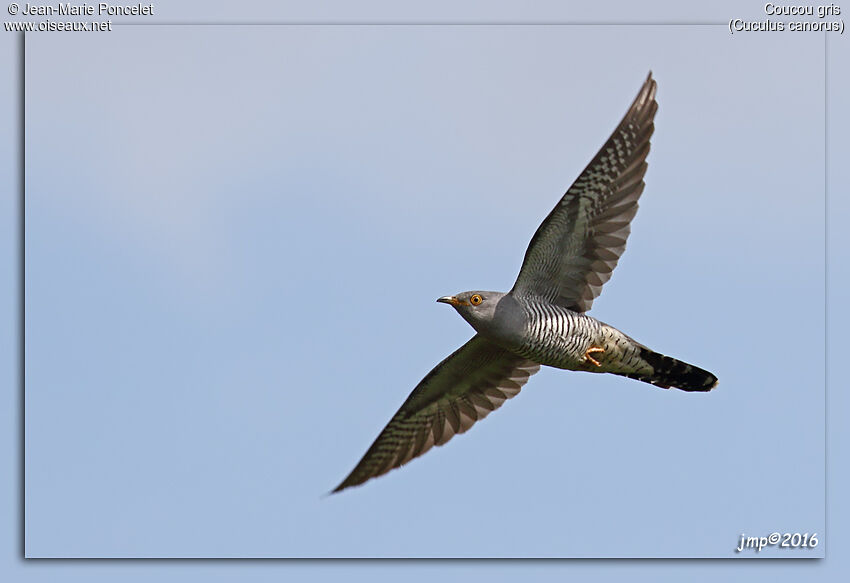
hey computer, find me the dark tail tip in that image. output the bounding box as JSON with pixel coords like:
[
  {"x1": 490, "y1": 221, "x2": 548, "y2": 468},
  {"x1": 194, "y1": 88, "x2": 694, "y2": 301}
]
[{"x1": 623, "y1": 348, "x2": 718, "y2": 392}]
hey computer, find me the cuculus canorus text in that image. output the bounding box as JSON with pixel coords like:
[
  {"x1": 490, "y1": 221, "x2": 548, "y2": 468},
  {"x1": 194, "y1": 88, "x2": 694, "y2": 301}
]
[{"x1": 333, "y1": 73, "x2": 717, "y2": 493}]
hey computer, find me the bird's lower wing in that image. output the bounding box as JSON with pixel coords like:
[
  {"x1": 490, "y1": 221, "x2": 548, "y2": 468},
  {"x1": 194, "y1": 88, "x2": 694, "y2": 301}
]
[{"x1": 332, "y1": 334, "x2": 540, "y2": 493}]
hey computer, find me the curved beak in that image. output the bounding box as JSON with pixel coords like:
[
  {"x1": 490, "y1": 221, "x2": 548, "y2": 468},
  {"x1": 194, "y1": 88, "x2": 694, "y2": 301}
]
[{"x1": 437, "y1": 295, "x2": 462, "y2": 307}]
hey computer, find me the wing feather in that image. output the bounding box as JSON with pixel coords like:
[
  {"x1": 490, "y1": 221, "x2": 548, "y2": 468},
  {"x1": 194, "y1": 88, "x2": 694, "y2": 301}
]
[
  {"x1": 511, "y1": 72, "x2": 658, "y2": 312},
  {"x1": 332, "y1": 335, "x2": 539, "y2": 493}
]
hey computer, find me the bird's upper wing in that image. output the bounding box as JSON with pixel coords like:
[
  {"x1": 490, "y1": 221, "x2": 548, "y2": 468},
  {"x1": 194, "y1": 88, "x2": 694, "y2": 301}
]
[
  {"x1": 510, "y1": 73, "x2": 658, "y2": 313},
  {"x1": 333, "y1": 334, "x2": 539, "y2": 493}
]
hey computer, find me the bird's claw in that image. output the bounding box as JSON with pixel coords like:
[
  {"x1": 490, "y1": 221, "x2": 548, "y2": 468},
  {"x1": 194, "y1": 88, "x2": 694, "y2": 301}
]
[{"x1": 584, "y1": 346, "x2": 604, "y2": 367}]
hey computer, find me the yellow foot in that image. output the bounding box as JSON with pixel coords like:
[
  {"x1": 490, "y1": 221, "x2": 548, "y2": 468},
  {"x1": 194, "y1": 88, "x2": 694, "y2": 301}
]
[{"x1": 584, "y1": 346, "x2": 604, "y2": 367}]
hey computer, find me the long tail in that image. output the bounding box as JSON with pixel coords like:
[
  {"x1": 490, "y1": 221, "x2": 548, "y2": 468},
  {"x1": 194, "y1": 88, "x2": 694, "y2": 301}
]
[{"x1": 619, "y1": 347, "x2": 718, "y2": 392}]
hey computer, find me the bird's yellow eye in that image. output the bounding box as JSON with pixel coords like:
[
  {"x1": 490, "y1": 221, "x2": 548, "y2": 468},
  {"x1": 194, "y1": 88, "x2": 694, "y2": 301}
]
[{"x1": 470, "y1": 294, "x2": 483, "y2": 306}]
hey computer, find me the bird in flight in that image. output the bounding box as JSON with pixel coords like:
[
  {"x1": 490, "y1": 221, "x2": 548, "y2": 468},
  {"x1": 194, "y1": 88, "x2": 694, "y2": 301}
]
[{"x1": 333, "y1": 72, "x2": 717, "y2": 493}]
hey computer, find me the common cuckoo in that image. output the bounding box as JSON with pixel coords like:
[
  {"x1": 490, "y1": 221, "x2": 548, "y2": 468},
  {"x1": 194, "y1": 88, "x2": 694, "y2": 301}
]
[{"x1": 333, "y1": 73, "x2": 717, "y2": 493}]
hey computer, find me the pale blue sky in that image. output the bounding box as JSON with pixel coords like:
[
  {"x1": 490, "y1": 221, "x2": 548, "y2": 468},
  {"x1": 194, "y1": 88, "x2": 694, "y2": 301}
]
[{"x1": 3, "y1": 0, "x2": 849, "y2": 580}]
